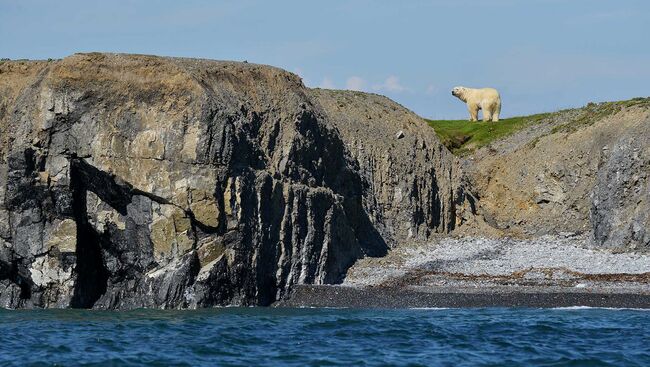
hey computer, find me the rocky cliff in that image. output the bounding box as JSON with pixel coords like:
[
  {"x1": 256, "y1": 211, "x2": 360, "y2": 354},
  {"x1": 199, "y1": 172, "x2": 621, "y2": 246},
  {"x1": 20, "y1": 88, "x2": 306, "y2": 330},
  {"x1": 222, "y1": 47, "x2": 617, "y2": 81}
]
[
  {"x1": 461, "y1": 99, "x2": 649, "y2": 250},
  {"x1": 328, "y1": 100, "x2": 650, "y2": 310},
  {"x1": 0, "y1": 53, "x2": 468, "y2": 309}
]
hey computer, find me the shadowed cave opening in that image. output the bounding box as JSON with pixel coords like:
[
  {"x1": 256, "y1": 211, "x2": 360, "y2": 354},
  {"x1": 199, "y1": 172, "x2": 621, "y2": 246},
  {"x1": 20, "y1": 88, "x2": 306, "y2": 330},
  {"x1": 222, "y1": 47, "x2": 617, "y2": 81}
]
[{"x1": 70, "y1": 159, "x2": 109, "y2": 308}]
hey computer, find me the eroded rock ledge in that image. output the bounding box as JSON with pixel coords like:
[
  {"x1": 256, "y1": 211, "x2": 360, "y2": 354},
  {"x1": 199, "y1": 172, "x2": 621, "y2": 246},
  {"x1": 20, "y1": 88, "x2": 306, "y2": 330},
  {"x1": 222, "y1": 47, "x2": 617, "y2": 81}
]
[{"x1": 0, "y1": 53, "x2": 469, "y2": 309}]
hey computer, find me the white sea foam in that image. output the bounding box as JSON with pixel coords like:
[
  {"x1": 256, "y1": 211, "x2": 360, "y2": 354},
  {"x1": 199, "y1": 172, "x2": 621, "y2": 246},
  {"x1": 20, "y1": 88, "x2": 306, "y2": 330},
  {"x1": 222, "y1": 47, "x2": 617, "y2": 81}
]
[
  {"x1": 551, "y1": 306, "x2": 650, "y2": 311},
  {"x1": 298, "y1": 306, "x2": 349, "y2": 309}
]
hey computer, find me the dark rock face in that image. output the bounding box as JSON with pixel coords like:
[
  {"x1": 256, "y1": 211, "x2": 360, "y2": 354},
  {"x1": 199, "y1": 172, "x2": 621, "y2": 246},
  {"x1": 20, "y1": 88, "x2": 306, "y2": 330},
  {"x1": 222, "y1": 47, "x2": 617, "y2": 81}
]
[
  {"x1": 310, "y1": 90, "x2": 473, "y2": 241},
  {"x1": 0, "y1": 54, "x2": 467, "y2": 308},
  {"x1": 591, "y1": 135, "x2": 650, "y2": 251}
]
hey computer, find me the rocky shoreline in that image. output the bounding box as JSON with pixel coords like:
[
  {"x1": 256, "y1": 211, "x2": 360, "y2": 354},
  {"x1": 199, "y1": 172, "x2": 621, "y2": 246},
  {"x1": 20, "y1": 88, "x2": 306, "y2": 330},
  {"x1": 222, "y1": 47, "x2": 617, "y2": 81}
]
[
  {"x1": 278, "y1": 235, "x2": 650, "y2": 308},
  {"x1": 344, "y1": 235, "x2": 650, "y2": 289}
]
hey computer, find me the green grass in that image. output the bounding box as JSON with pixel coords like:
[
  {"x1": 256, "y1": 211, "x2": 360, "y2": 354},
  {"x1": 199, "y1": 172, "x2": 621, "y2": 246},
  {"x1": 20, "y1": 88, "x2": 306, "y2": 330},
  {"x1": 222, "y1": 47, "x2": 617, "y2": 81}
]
[
  {"x1": 425, "y1": 113, "x2": 550, "y2": 156},
  {"x1": 426, "y1": 97, "x2": 650, "y2": 156}
]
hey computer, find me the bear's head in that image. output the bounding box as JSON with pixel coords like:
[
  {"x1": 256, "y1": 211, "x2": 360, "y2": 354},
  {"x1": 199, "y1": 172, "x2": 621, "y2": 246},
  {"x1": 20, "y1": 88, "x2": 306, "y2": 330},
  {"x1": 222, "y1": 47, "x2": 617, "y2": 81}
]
[{"x1": 451, "y1": 86, "x2": 468, "y2": 102}]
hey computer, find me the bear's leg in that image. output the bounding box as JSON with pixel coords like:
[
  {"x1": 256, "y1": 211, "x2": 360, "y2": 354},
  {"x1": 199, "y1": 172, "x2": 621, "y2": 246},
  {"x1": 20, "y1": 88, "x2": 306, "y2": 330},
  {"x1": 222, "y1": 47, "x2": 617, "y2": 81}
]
[
  {"x1": 467, "y1": 104, "x2": 479, "y2": 122},
  {"x1": 492, "y1": 103, "x2": 501, "y2": 122},
  {"x1": 483, "y1": 106, "x2": 492, "y2": 122}
]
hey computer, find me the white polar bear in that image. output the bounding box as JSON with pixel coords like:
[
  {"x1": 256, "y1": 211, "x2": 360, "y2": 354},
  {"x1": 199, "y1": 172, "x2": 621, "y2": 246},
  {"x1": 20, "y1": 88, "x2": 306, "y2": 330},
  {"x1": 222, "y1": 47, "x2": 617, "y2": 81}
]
[{"x1": 451, "y1": 86, "x2": 501, "y2": 122}]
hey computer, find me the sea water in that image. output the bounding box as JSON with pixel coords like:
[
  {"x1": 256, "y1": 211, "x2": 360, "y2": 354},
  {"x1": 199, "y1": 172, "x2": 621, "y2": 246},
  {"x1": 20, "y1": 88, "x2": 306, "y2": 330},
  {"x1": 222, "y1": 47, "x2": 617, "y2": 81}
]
[{"x1": 0, "y1": 307, "x2": 648, "y2": 366}]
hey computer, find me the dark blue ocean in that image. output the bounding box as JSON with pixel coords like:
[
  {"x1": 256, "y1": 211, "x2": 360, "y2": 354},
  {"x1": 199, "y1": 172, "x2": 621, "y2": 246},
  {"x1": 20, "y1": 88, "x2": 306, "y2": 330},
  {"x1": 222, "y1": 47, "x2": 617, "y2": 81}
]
[{"x1": 0, "y1": 307, "x2": 648, "y2": 366}]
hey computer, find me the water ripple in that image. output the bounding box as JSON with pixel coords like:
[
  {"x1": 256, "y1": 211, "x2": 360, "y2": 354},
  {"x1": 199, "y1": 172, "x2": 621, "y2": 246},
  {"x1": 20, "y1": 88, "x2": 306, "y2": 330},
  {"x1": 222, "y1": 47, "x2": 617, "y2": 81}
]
[{"x1": 0, "y1": 308, "x2": 648, "y2": 366}]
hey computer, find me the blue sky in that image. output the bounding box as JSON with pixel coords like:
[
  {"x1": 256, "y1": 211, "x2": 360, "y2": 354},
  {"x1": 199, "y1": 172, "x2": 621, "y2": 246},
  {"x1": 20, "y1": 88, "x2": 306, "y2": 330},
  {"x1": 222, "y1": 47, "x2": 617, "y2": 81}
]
[{"x1": 1, "y1": 0, "x2": 648, "y2": 119}]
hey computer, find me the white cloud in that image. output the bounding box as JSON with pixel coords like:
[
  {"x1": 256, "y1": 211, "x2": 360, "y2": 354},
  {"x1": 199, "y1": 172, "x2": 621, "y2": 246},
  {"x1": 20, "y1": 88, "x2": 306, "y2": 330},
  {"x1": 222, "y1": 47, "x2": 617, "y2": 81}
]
[
  {"x1": 319, "y1": 77, "x2": 336, "y2": 89},
  {"x1": 345, "y1": 76, "x2": 365, "y2": 91},
  {"x1": 372, "y1": 75, "x2": 408, "y2": 93}
]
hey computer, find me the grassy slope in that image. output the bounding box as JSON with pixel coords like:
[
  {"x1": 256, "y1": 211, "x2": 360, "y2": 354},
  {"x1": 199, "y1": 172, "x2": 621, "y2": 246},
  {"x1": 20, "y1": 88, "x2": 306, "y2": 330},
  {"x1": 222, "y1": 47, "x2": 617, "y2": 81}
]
[
  {"x1": 426, "y1": 97, "x2": 650, "y2": 156},
  {"x1": 425, "y1": 114, "x2": 550, "y2": 156}
]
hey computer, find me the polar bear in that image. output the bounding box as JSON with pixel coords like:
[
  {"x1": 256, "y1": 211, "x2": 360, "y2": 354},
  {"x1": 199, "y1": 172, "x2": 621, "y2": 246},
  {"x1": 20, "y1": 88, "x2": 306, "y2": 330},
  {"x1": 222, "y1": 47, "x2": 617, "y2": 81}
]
[{"x1": 451, "y1": 86, "x2": 501, "y2": 122}]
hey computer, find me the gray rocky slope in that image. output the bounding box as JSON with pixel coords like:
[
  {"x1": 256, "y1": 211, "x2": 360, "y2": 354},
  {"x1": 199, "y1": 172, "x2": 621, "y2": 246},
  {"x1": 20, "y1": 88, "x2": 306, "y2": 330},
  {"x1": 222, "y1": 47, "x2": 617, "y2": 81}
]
[
  {"x1": 0, "y1": 54, "x2": 471, "y2": 309},
  {"x1": 462, "y1": 99, "x2": 649, "y2": 251}
]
